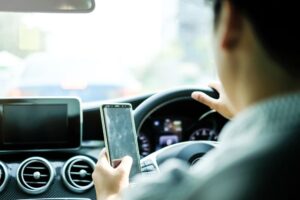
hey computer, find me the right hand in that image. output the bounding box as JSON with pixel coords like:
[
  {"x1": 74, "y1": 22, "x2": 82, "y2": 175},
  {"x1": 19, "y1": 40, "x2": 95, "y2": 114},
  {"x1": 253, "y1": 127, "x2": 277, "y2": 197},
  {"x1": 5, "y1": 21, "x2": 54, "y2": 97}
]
[
  {"x1": 92, "y1": 149, "x2": 132, "y2": 200},
  {"x1": 191, "y1": 83, "x2": 235, "y2": 119}
]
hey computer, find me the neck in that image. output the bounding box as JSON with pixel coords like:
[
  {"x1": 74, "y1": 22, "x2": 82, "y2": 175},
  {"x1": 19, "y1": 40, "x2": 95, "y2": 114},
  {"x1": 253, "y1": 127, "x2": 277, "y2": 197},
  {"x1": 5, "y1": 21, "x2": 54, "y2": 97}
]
[
  {"x1": 240, "y1": 74, "x2": 300, "y2": 111},
  {"x1": 221, "y1": 20, "x2": 300, "y2": 113},
  {"x1": 236, "y1": 50, "x2": 300, "y2": 112}
]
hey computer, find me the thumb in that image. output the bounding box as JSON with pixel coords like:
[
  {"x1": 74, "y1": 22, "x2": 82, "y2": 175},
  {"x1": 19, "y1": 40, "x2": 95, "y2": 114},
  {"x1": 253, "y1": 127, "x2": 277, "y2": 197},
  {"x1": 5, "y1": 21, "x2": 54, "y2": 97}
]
[
  {"x1": 116, "y1": 156, "x2": 133, "y2": 176},
  {"x1": 97, "y1": 148, "x2": 112, "y2": 169},
  {"x1": 192, "y1": 92, "x2": 218, "y2": 110}
]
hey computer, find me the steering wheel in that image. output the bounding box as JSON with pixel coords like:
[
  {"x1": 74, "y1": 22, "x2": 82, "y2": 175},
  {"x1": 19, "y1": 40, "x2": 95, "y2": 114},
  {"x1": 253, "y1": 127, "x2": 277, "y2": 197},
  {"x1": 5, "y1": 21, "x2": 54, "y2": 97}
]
[{"x1": 134, "y1": 87, "x2": 220, "y2": 172}]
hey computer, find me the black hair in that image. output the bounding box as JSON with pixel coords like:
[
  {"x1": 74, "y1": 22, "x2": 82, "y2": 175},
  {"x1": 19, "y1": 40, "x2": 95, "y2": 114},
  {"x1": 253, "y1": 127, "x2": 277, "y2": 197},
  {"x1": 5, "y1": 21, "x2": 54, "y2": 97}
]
[{"x1": 208, "y1": 0, "x2": 300, "y2": 77}]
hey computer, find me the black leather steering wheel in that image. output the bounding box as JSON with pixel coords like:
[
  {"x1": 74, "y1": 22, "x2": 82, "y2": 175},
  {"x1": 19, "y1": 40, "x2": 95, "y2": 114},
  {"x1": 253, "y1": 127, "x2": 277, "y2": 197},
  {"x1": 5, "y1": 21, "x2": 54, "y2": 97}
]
[{"x1": 134, "y1": 87, "x2": 220, "y2": 171}]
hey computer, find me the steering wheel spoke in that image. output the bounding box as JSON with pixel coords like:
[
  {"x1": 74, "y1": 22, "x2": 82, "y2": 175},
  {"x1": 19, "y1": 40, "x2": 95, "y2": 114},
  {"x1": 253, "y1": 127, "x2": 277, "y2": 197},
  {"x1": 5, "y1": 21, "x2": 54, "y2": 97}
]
[{"x1": 140, "y1": 141, "x2": 218, "y2": 171}]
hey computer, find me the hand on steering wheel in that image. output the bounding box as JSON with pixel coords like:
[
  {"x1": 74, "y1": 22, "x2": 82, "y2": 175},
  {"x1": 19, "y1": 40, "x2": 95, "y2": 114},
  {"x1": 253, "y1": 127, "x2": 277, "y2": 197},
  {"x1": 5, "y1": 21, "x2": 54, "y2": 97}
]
[
  {"x1": 134, "y1": 87, "x2": 226, "y2": 173},
  {"x1": 192, "y1": 83, "x2": 235, "y2": 119}
]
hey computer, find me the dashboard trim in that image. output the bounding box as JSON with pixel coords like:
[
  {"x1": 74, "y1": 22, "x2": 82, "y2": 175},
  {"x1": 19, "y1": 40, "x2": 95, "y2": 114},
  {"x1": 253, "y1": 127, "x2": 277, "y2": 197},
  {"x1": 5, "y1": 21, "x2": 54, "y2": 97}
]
[
  {"x1": 16, "y1": 197, "x2": 91, "y2": 200},
  {"x1": 0, "y1": 161, "x2": 9, "y2": 193}
]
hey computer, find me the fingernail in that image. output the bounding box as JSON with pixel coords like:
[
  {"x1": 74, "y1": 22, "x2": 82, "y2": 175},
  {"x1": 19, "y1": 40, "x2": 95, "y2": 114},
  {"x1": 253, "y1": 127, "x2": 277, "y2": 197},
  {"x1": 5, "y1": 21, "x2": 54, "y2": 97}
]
[
  {"x1": 124, "y1": 156, "x2": 133, "y2": 164},
  {"x1": 124, "y1": 156, "x2": 132, "y2": 160}
]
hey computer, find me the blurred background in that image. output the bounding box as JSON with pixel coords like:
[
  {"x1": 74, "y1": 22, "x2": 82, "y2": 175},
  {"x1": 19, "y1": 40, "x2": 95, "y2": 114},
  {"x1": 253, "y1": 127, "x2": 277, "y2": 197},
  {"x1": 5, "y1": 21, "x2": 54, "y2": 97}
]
[{"x1": 0, "y1": 0, "x2": 216, "y2": 102}]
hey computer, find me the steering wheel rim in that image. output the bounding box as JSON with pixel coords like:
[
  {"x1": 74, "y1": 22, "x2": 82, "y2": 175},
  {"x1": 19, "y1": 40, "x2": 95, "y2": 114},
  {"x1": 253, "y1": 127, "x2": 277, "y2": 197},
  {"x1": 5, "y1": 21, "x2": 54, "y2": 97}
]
[
  {"x1": 134, "y1": 87, "x2": 220, "y2": 171},
  {"x1": 134, "y1": 86, "x2": 219, "y2": 133}
]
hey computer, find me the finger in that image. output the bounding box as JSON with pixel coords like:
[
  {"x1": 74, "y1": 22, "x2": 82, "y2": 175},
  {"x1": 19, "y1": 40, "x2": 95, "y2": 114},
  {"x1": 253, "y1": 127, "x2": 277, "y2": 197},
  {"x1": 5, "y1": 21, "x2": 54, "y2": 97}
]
[
  {"x1": 98, "y1": 148, "x2": 106, "y2": 160},
  {"x1": 97, "y1": 148, "x2": 111, "y2": 168},
  {"x1": 191, "y1": 92, "x2": 218, "y2": 109},
  {"x1": 117, "y1": 156, "x2": 133, "y2": 176},
  {"x1": 208, "y1": 82, "x2": 222, "y2": 92}
]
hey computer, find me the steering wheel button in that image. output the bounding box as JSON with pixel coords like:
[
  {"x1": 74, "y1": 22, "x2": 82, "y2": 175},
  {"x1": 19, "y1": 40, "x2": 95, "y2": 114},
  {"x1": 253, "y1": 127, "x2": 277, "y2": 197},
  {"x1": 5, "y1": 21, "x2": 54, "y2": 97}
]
[
  {"x1": 145, "y1": 164, "x2": 156, "y2": 172},
  {"x1": 143, "y1": 159, "x2": 153, "y2": 166},
  {"x1": 141, "y1": 168, "x2": 148, "y2": 173},
  {"x1": 140, "y1": 162, "x2": 146, "y2": 168}
]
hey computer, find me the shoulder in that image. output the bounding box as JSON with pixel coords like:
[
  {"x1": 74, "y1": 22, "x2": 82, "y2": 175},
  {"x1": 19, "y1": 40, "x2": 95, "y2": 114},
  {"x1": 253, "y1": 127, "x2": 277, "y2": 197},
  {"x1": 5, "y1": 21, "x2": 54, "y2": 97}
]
[{"x1": 191, "y1": 126, "x2": 300, "y2": 200}]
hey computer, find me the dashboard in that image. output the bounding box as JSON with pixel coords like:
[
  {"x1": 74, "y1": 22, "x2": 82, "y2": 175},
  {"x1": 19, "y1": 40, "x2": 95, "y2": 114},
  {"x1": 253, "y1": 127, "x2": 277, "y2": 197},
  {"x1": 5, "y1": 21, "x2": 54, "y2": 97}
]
[
  {"x1": 138, "y1": 99, "x2": 227, "y2": 157},
  {"x1": 0, "y1": 93, "x2": 228, "y2": 200},
  {"x1": 0, "y1": 98, "x2": 96, "y2": 199}
]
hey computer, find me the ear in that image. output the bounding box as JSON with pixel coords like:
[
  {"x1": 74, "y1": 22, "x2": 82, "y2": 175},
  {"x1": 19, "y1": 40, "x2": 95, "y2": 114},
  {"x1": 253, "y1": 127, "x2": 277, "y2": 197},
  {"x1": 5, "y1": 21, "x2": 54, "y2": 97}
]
[{"x1": 219, "y1": 1, "x2": 243, "y2": 50}]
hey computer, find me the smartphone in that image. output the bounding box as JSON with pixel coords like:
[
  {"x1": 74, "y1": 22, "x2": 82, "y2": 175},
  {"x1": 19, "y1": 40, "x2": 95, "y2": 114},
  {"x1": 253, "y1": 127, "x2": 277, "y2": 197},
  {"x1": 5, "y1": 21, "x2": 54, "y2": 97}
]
[{"x1": 100, "y1": 103, "x2": 141, "y2": 179}]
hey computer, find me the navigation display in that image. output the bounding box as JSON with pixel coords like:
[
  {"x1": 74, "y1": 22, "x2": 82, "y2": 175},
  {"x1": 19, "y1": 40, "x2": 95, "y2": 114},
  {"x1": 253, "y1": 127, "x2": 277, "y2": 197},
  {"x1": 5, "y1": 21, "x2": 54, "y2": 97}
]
[
  {"x1": 0, "y1": 98, "x2": 81, "y2": 151},
  {"x1": 3, "y1": 104, "x2": 68, "y2": 144}
]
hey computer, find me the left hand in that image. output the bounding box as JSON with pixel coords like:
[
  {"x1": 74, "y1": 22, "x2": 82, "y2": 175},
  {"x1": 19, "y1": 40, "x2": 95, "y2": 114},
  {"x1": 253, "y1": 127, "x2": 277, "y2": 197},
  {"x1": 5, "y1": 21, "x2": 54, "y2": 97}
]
[
  {"x1": 192, "y1": 82, "x2": 235, "y2": 119},
  {"x1": 92, "y1": 149, "x2": 133, "y2": 200}
]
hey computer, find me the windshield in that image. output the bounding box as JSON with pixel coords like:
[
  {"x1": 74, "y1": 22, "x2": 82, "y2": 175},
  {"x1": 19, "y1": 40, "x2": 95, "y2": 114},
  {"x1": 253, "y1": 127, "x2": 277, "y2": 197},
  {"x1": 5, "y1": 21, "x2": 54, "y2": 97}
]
[{"x1": 0, "y1": 0, "x2": 215, "y2": 102}]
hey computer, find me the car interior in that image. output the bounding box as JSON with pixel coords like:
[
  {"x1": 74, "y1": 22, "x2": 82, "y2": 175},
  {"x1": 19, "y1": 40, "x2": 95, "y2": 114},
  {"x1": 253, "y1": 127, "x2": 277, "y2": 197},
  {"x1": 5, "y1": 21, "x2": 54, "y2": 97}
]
[{"x1": 0, "y1": 0, "x2": 229, "y2": 199}]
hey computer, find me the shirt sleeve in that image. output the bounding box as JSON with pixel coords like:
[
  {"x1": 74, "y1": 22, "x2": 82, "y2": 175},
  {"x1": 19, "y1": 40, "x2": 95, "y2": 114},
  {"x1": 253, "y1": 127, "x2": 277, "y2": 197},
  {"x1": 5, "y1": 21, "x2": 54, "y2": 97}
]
[{"x1": 122, "y1": 159, "x2": 200, "y2": 200}]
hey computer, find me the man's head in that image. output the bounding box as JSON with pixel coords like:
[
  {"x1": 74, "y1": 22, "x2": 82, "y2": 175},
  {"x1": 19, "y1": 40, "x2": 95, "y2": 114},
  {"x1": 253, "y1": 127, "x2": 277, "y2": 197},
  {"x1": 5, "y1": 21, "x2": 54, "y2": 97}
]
[{"x1": 208, "y1": 0, "x2": 300, "y2": 112}]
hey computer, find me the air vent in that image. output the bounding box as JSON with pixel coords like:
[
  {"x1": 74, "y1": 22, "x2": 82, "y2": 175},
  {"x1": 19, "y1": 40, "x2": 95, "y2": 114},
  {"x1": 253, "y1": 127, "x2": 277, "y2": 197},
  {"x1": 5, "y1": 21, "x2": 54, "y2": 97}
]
[
  {"x1": 17, "y1": 157, "x2": 54, "y2": 195},
  {"x1": 62, "y1": 156, "x2": 95, "y2": 193},
  {"x1": 0, "y1": 161, "x2": 9, "y2": 193}
]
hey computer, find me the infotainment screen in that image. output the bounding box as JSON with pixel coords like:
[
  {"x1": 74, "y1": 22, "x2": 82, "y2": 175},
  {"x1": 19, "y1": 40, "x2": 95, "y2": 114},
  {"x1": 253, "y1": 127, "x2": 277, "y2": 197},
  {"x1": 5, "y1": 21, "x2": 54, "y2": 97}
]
[{"x1": 0, "y1": 98, "x2": 81, "y2": 151}]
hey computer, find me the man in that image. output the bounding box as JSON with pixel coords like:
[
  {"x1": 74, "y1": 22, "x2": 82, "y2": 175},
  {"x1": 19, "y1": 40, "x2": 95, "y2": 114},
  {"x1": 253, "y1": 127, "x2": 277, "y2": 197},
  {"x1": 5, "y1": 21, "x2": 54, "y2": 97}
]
[{"x1": 92, "y1": 0, "x2": 300, "y2": 199}]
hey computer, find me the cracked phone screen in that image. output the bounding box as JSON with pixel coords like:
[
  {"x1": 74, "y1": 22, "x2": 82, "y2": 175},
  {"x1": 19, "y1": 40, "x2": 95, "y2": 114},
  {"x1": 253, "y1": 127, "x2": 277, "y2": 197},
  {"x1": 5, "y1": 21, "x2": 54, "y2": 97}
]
[{"x1": 103, "y1": 105, "x2": 141, "y2": 179}]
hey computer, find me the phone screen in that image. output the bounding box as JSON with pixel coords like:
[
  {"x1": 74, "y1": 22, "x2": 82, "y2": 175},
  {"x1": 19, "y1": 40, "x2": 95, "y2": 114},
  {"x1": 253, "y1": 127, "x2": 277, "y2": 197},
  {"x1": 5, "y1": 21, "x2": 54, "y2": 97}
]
[{"x1": 101, "y1": 104, "x2": 141, "y2": 179}]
